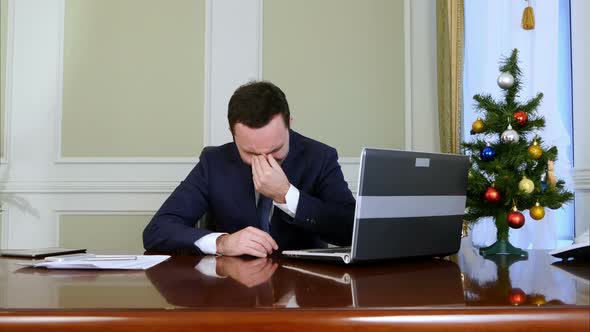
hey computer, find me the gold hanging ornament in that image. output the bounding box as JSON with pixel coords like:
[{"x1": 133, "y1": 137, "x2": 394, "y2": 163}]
[
  {"x1": 528, "y1": 140, "x2": 543, "y2": 159},
  {"x1": 529, "y1": 294, "x2": 547, "y2": 306},
  {"x1": 518, "y1": 176, "x2": 534, "y2": 194},
  {"x1": 530, "y1": 201, "x2": 545, "y2": 220},
  {"x1": 471, "y1": 117, "x2": 485, "y2": 134},
  {"x1": 547, "y1": 160, "x2": 557, "y2": 187},
  {"x1": 522, "y1": 0, "x2": 535, "y2": 30}
]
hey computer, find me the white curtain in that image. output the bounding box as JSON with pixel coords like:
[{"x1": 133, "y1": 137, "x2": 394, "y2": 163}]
[{"x1": 463, "y1": 0, "x2": 574, "y2": 249}]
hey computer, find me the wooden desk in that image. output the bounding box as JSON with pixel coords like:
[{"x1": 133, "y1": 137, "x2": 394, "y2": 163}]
[{"x1": 0, "y1": 248, "x2": 588, "y2": 331}]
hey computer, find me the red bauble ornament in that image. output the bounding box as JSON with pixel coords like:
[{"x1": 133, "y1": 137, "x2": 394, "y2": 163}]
[
  {"x1": 507, "y1": 210, "x2": 525, "y2": 229},
  {"x1": 484, "y1": 187, "x2": 501, "y2": 203},
  {"x1": 513, "y1": 111, "x2": 528, "y2": 126},
  {"x1": 508, "y1": 288, "x2": 527, "y2": 306}
]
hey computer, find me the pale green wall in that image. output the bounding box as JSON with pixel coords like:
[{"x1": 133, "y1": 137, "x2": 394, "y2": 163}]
[
  {"x1": 263, "y1": 0, "x2": 405, "y2": 158},
  {"x1": 0, "y1": 0, "x2": 7, "y2": 159},
  {"x1": 61, "y1": 0, "x2": 205, "y2": 158},
  {"x1": 59, "y1": 214, "x2": 151, "y2": 251}
]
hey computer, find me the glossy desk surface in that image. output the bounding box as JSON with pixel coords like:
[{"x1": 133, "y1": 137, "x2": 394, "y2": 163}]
[{"x1": 0, "y1": 247, "x2": 588, "y2": 331}]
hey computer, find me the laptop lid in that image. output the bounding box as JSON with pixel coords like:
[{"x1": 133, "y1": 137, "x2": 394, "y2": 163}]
[{"x1": 350, "y1": 148, "x2": 469, "y2": 262}]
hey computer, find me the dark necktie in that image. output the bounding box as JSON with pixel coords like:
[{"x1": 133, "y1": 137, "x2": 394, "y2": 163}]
[{"x1": 257, "y1": 194, "x2": 273, "y2": 233}]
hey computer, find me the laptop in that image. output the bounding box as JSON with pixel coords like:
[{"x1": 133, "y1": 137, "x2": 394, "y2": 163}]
[{"x1": 282, "y1": 148, "x2": 469, "y2": 264}]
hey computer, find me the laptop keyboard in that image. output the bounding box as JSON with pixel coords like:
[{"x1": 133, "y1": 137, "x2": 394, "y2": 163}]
[{"x1": 305, "y1": 247, "x2": 351, "y2": 253}]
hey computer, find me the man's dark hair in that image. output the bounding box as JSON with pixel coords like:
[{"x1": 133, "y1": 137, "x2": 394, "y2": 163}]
[{"x1": 228, "y1": 81, "x2": 290, "y2": 134}]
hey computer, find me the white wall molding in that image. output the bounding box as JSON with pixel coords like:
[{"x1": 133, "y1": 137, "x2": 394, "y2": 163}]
[
  {"x1": 0, "y1": 0, "x2": 16, "y2": 165},
  {"x1": 9, "y1": 0, "x2": 62, "y2": 180},
  {"x1": 407, "y1": 0, "x2": 439, "y2": 153},
  {"x1": 205, "y1": 0, "x2": 264, "y2": 147},
  {"x1": 338, "y1": 157, "x2": 360, "y2": 165},
  {"x1": 572, "y1": 168, "x2": 590, "y2": 190},
  {"x1": 54, "y1": 157, "x2": 197, "y2": 165},
  {"x1": 338, "y1": 158, "x2": 360, "y2": 194},
  {"x1": 1, "y1": 156, "x2": 360, "y2": 194},
  {"x1": 1, "y1": 181, "x2": 180, "y2": 194},
  {"x1": 404, "y1": 0, "x2": 413, "y2": 151},
  {"x1": 257, "y1": 0, "x2": 264, "y2": 79},
  {"x1": 53, "y1": 0, "x2": 65, "y2": 163},
  {"x1": 571, "y1": 0, "x2": 589, "y2": 235},
  {"x1": 1, "y1": 192, "x2": 168, "y2": 248},
  {"x1": 0, "y1": 208, "x2": 9, "y2": 248},
  {"x1": 203, "y1": 0, "x2": 213, "y2": 149}
]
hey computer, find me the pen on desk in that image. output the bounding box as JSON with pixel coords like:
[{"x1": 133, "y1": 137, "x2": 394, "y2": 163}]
[
  {"x1": 84, "y1": 255, "x2": 138, "y2": 261},
  {"x1": 44, "y1": 254, "x2": 138, "y2": 262},
  {"x1": 44, "y1": 254, "x2": 95, "y2": 262}
]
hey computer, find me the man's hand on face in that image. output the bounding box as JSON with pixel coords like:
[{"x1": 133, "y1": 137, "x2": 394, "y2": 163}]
[
  {"x1": 216, "y1": 226, "x2": 279, "y2": 257},
  {"x1": 252, "y1": 154, "x2": 290, "y2": 204}
]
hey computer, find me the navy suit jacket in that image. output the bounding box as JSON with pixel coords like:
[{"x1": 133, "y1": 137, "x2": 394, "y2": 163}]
[{"x1": 143, "y1": 130, "x2": 356, "y2": 253}]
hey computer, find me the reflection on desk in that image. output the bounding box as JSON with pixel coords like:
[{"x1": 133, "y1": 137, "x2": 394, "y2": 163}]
[
  {"x1": 285, "y1": 257, "x2": 464, "y2": 308},
  {"x1": 5, "y1": 259, "x2": 166, "y2": 309},
  {"x1": 145, "y1": 255, "x2": 464, "y2": 308},
  {"x1": 458, "y1": 247, "x2": 589, "y2": 306},
  {"x1": 1, "y1": 249, "x2": 588, "y2": 309},
  {"x1": 1, "y1": 249, "x2": 589, "y2": 332}
]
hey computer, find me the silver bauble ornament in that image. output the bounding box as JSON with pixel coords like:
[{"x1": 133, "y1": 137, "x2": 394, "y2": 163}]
[
  {"x1": 497, "y1": 72, "x2": 515, "y2": 89},
  {"x1": 501, "y1": 124, "x2": 520, "y2": 143}
]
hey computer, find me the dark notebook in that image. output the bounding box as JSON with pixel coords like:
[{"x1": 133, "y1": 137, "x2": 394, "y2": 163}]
[{"x1": 0, "y1": 247, "x2": 87, "y2": 259}]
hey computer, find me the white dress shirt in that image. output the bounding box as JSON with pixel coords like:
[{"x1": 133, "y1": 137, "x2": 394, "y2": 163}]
[{"x1": 194, "y1": 184, "x2": 300, "y2": 254}]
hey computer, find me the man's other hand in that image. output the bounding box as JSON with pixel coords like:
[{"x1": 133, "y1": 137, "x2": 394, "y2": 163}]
[
  {"x1": 216, "y1": 226, "x2": 279, "y2": 257},
  {"x1": 252, "y1": 154, "x2": 290, "y2": 204}
]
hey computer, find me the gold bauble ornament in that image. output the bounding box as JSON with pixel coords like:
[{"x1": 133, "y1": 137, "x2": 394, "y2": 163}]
[
  {"x1": 528, "y1": 140, "x2": 543, "y2": 159},
  {"x1": 518, "y1": 176, "x2": 534, "y2": 194},
  {"x1": 471, "y1": 117, "x2": 485, "y2": 134},
  {"x1": 530, "y1": 202, "x2": 545, "y2": 220},
  {"x1": 529, "y1": 294, "x2": 547, "y2": 306}
]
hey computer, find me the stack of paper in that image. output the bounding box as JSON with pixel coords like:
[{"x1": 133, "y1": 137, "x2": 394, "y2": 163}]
[{"x1": 17, "y1": 255, "x2": 170, "y2": 270}]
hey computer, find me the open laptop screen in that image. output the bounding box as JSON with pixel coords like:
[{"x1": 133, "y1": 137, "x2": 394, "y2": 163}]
[{"x1": 351, "y1": 148, "x2": 469, "y2": 261}]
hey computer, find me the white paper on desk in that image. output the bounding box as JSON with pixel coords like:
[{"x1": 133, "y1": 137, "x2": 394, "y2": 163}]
[{"x1": 17, "y1": 255, "x2": 170, "y2": 270}]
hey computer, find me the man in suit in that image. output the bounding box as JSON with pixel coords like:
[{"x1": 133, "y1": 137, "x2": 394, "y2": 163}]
[{"x1": 143, "y1": 81, "x2": 355, "y2": 257}]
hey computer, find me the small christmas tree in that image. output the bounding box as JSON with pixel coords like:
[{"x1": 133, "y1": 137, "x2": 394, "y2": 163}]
[{"x1": 462, "y1": 49, "x2": 573, "y2": 257}]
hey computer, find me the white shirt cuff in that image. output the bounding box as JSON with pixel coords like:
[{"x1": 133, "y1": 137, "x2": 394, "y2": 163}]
[
  {"x1": 194, "y1": 256, "x2": 225, "y2": 278},
  {"x1": 274, "y1": 184, "x2": 299, "y2": 218},
  {"x1": 194, "y1": 232, "x2": 227, "y2": 255}
]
